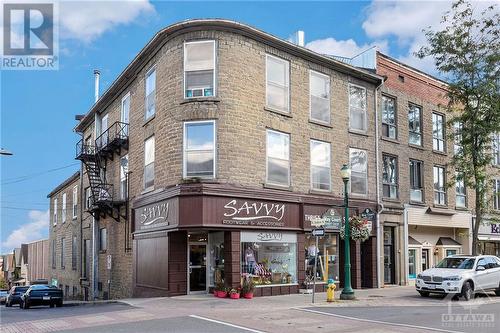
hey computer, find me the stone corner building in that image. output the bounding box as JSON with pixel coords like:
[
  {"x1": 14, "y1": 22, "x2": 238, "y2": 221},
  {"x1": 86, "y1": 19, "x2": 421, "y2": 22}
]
[{"x1": 46, "y1": 19, "x2": 499, "y2": 300}]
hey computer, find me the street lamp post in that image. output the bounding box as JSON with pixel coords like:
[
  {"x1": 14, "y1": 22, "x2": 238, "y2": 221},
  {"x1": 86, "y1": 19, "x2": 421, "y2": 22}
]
[
  {"x1": 0, "y1": 148, "x2": 13, "y2": 156},
  {"x1": 340, "y1": 164, "x2": 355, "y2": 300}
]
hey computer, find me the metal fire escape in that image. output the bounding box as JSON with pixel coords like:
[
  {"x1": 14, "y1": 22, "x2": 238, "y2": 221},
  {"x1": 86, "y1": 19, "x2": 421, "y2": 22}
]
[{"x1": 76, "y1": 121, "x2": 129, "y2": 222}]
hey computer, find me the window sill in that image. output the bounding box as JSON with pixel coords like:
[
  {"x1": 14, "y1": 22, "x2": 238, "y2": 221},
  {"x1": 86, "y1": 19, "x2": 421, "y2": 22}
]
[
  {"x1": 381, "y1": 136, "x2": 400, "y2": 144},
  {"x1": 433, "y1": 150, "x2": 447, "y2": 156},
  {"x1": 72, "y1": 217, "x2": 77, "y2": 221},
  {"x1": 181, "y1": 176, "x2": 217, "y2": 183},
  {"x1": 264, "y1": 106, "x2": 292, "y2": 118},
  {"x1": 350, "y1": 192, "x2": 368, "y2": 199},
  {"x1": 141, "y1": 187, "x2": 155, "y2": 195},
  {"x1": 180, "y1": 97, "x2": 220, "y2": 105},
  {"x1": 408, "y1": 144, "x2": 425, "y2": 150},
  {"x1": 382, "y1": 197, "x2": 401, "y2": 203},
  {"x1": 309, "y1": 189, "x2": 333, "y2": 196},
  {"x1": 433, "y1": 204, "x2": 448, "y2": 209},
  {"x1": 263, "y1": 183, "x2": 293, "y2": 191},
  {"x1": 455, "y1": 206, "x2": 469, "y2": 211},
  {"x1": 99, "y1": 250, "x2": 107, "y2": 254},
  {"x1": 143, "y1": 115, "x2": 155, "y2": 127},
  {"x1": 409, "y1": 201, "x2": 426, "y2": 207},
  {"x1": 348, "y1": 129, "x2": 369, "y2": 137},
  {"x1": 309, "y1": 119, "x2": 332, "y2": 128}
]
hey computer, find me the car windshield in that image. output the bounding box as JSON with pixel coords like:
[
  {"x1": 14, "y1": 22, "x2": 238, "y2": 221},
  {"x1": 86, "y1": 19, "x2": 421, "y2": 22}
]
[
  {"x1": 436, "y1": 257, "x2": 475, "y2": 269},
  {"x1": 14, "y1": 287, "x2": 29, "y2": 292}
]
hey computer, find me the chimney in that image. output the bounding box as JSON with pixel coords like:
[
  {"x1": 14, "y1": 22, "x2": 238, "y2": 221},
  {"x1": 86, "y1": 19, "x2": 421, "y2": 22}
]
[
  {"x1": 296, "y1": 30, "x2": 305, "y2": 47},
  {"x1": 94, "y1": 69, "x2": 100, "y2": 103}
]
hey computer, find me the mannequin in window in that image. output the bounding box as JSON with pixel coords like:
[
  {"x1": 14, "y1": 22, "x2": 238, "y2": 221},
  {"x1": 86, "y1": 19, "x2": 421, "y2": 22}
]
[{"x1": 245, "y1": 246, "x2": 256, "y2": 274}]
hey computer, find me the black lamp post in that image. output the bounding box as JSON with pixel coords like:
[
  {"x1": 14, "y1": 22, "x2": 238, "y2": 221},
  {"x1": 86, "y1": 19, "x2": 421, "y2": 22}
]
[{"x1": 340, "y1": 164, "x2": 355, "y2": 300}]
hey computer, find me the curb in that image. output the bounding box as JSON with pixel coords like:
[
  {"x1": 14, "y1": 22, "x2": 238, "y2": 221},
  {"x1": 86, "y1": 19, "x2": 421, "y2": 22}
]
[{"x1": 63, "y1": 300, "x2": 125, "y2": 307}]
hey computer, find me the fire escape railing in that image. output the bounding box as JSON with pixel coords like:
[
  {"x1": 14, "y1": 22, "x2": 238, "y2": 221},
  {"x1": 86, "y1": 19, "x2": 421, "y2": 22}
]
[{"x1": 95, "y1": 121, "x2": 129, "y2": 153}]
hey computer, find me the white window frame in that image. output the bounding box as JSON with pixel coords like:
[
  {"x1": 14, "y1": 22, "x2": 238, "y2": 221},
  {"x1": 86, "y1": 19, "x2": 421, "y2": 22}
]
[
  {"x1": 409, "y1": 159, "x2": 424, "y2": 203},
  {"x1": 432, "y1": 112, "x2": 446, "y2": 152},
  {"x1": 455, "y1": 172, "x2": 467, "y2": 208},
  {"x1": 494, "y1": 179, "x2": 500, "y2": 211},
  {"x1": 120, "y1": 154, "x2": 129, "y2": 200},
  {"x1": 62, "y1": 193, "x2": 67, "y2": 223},
  {"x1": 183, "y1": 40, "x2": 217, "y2": 99},
  {"x1": 99, "y1": 228, "x2": 107, "y2": 251},
  {"x1": 454, "y1": 121, "x2": 463, "y2": 155},
  {"x1": 121, "y1": 92, "x2": 130, "y2": 135},
  {"x1": 61, "y1": 237, "x2": 65, "y2": 269},
  {"x1": 348, "y1": 83, "x2": 367, "y2": 132},
  {"x1": 381, "y1": 95, "x2": 397, "y2": 139},
  {"x1": 265, "y1": 54, "x2": 290, "y2": 113},
  {"x1": 53, "y1": 198, "x2": 58, "y2": 226},
  {"x1": 85, "y1": 187, "x2": 91, "y2": 210},
  {"x1": 434, "y1": 165, "x2": 447, "y2": 206},
  {"x1": 72, "y1": 185, "x2": 78, "y2": 219},
  {"x1": 409, "y1": 104, "x2": 423, "y2": 146},
  {"x1": 144, "y1": 136, "x2": 155, "y2": 190},
  {"x1": 349, "y1": 148, "x2": 368, "y2": 196},
  {"x1": 493, "y1": 133, "x2": 500, "y2": 166},
  {"x1": 310, "y1": 139, "x2": 331, "y2": 191},
  {"x1": 183, "y1": 120, "x2": 217, "y2": 179},
  {"x1": 266, "y1": 129, "x2": 291, "y2": 187},
  {"x1": 382, "y1": 154, "x2": 398, "y2": 199},
  {"x1": 309, "y1": 70, "x2": 331, "y2": 124},
  {"x1": 145, "y1": 66, "x2": 156, "y2": 120}
]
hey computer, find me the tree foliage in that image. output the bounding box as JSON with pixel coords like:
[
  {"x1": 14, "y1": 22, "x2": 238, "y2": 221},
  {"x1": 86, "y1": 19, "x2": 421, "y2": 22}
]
[{"x1": 416, "y1": 0, "x2": 500, "y2": 255}]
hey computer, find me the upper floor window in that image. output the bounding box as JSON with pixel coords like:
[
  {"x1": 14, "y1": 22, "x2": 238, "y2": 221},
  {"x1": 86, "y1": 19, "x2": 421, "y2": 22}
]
[
  {"x1": 310, "y1": 140, "x2": 331, "y2": 191},
  {"x1": 409, "y1": 160, "x2": 423, "y2": 203},
  {"x1": 183, "y1": 121, "x2": 216, "y2": 178},
  {"x1": 382, "y1": 155, "x2": 398, "y2": 199},
  {"x1": 53, "y1": 198, "x2": 58, "y2": 225},
  {"x1": 454, "y1": 121, "x2": 463, "y2": 155},
  {"x1": 51, "y1": 239, "x2": 56, "y2": 269},
  {"x1": 85, "y1": 187, "x2": 91, "y2": 210},
  {"x1": 145, "y1": 67, "x2": 156, "y2": 120},
  {"x1": 349, "y1": 84, "x2": 367, "y2": 132},
  {"x1": 71, "y1": 235, "x2": 77, "y2": 270},
  {"x1": 120, "y1": 154, "x2": 129, "y2": 200},
  {"x1": 408, "y1": 104, "x2": 422, "y2": 146},
  {"x1": 62, "y1": 193, "x2": 67, "y2": 223},
  {"x1": 433, "y1": 166, "x2": 446, "y2": 205},
  {"x1": 432, "y1": 113, "x2": 445, "y2": 152},
  {"x1": 184, "y1": 40, "x2": 216, "y2": 98},
  {"x1": 61, "y1": 237, "x2": 65, "y2": 269},
  {"x1": 266, "y1": 129, "x2": 290, "y2": 186},
  {"x1": 349, "y1": 148, "x2": 368, "y2": 195},
  {"x1": 266, "y1": 55, "x2": 289, "y2": 112},
  {"x1": 455, "y1": 172, "x2": 466, "y2": 208},
  {"x1": 382, "y1": 95, "x2": 396, "y2": 139},
  {"x1": 493, "y1": 133, "x2": 500, "y2": 166},
  {"x1": 309, "y1": 70, "x2": 330, "y2": 124},
  {"x1": 144, "y1": 136, "x2": 155, "y2": 189},
  {"x1": 121, "y1": 92, "x2": 130, "y2": 134},
  {"x1": 494, "y1": 179, "x2": 500, "y2": 210},
  {"x1": 72, "y1": 185, "x2": 78, "y2": 219},
  {"x1": 99, "y1": 228, "x2": 107, "y2": 251}
]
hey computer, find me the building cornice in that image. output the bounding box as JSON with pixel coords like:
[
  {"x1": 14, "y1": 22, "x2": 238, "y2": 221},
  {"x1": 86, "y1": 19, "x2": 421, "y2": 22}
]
[
  {"x1": 47, "y1": 171, "x2": 80, "y2": 198},
  {"x1": 75, "y1": 19, "x2": 383, "y2": 132}
]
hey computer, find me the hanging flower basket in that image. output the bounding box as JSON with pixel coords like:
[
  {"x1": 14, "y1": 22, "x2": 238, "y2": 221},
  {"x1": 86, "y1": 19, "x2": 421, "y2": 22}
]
[{"x1": 340, "y1": 216, "x2": 371, "y2": 242}]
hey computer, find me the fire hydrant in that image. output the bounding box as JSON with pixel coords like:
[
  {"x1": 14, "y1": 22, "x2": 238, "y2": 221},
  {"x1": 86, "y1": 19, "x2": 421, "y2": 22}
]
[{"x1": 326, "y1": 278, "x2": 336, "y2": 302}]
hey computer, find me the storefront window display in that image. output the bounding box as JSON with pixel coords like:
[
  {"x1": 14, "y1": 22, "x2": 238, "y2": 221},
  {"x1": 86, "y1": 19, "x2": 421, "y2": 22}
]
[
  {"x1": 208, "y1": 232, "x2": 224, "y2": 287},
  {"x1": 305, "y1": 233, "x2": 339, "y2": 282},
  {"x1": 241, "y1": 232, "x2": 297, "y2": 285},
  {"x1": 481, "y1": 242, "x2": 500, "y2": 256}
]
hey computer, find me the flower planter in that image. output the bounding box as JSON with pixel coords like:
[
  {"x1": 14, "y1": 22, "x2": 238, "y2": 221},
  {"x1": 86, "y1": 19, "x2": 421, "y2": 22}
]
[
  {"x1": 242, "y1": 292, "x2": 253, "y2": 299},
  {"x1": 214, "y1": 291, "x2": 218, "y2": 297},
  {"x1": 230, "y1": 293, "x2": 240, "y2": 299},
  {"x1": 217, "y1": 291, "x2": 228, "y2": 298}
]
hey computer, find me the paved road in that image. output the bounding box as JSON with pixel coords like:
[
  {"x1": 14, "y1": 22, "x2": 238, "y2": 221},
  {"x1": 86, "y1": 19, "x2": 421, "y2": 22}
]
[
  {"x1": 0, "y1": 303, "x2": 133, "y2": 325},
  {"x1": 302, "y1": 302, "x2": 500, "y2": 333}
]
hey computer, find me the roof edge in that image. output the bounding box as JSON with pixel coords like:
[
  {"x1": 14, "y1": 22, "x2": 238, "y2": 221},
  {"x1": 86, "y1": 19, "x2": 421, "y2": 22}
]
[{"x1": 47, "y1": 171, "x2": 80, "y2": 198}]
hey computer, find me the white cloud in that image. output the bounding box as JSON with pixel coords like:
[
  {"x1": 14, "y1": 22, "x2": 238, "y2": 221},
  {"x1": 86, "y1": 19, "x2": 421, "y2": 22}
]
[
  {"x1": 306, "y1": 37, "x2": 388, "y2": 58},
  {"x1": 1, "y1": 210, "x2": 49, "y2": 251},
  {"x1": 59, "y1": 0, "x2": 155, "y2": 43}
]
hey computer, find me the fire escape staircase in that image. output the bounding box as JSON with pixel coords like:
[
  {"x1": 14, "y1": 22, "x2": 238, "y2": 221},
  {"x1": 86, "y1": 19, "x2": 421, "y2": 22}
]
[{"x1": 76, "y1": 121, "x2": 129, "y2": 222}]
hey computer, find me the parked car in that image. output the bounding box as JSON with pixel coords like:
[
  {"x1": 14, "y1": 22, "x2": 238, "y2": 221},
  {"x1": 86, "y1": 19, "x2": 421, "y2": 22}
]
[
  {"x1": 0, "y1": 289, "x2": 8, "y2": 304},
  {"x1": 416, "y1": 255, "x2": 500, "y2": 301},
  {"x1": 5, "y1": 286, "x2": 29, "y2": 307},
  {"x1": 21, "y1": 285, "x2": 63, "y2": 309}
]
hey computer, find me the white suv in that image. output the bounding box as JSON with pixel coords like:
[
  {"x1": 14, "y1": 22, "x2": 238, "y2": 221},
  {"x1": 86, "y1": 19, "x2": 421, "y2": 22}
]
[{"x1": 415, "y1": 255, "x2": 500, "y2": 301}]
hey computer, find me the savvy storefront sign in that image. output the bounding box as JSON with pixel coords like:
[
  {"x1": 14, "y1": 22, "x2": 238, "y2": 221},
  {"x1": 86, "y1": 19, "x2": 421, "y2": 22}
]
[
  {"x1": 134, "y1": 198, "x2": 178, "y2": 232},
  {"x1": 222, "y1": 199, "x2": 286, "y2": 227}
]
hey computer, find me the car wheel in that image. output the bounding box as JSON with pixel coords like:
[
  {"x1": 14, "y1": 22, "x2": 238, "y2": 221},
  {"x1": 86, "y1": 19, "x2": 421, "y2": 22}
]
[
  {"x1": 461, "y1": 281, "x2": 474, "y2": 301},
  {"x1": 56, "y1": 301, "x2": 63, "y2": 307},
  {"x1": 418, "y1": 291, "x2": 430, "y2": 297},
  {"x1": 5, "y1": 301, "x2": 11, "y2": 307},
  {"x1": 23, "y1": 301, "x2": 29, "y2": 309},
  {"x1": 50, "y1": 303, "x2": 55, "y2": 308}
]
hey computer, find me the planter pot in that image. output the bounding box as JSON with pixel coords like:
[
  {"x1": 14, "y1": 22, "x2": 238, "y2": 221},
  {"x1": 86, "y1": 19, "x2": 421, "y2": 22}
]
[
  {"x1": 214, "y1": 291, "x2": 219, "y2": 297},
  {"x1": 217, "y1": 291, "x2": 228, "y2": 298},
  {"x1": 230, "y1": 293, "x2": 240, "y2": 299},
  {"x1": 243, "y1": 292, "x2": 254, "y2": 299}
]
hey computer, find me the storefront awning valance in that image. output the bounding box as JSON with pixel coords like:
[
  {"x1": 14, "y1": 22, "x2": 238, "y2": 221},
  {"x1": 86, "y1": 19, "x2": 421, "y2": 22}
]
[
  {"x1": 478, "y1": 235, "x2": 500, "y2": 241},
  {"x1": 436, "y1": 237, "x2": 461, "y2": 246},
  {"x1": 426, "y1": 207, "x2": 455, "y2": 216}
]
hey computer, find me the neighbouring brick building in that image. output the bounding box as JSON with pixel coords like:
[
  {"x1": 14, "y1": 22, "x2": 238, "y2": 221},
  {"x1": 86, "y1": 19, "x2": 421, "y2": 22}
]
[{"x1": 48, "y1": 172, "x2": 83, "y2": 300}]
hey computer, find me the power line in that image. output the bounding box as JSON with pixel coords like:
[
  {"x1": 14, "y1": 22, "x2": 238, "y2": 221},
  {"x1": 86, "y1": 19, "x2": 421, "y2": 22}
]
[{"x1": 1, "y1": 163, "x2": 79, "y2": 185}]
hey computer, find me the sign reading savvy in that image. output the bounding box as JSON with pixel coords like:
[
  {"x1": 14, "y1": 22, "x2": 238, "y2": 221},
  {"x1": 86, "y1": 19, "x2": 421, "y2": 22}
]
[
  {"x1": 137, "y1": 201, "x2": 171, "y2": 230},
  {"x1": 223, "y1": 199, "x2": 286, "y2": 227}
]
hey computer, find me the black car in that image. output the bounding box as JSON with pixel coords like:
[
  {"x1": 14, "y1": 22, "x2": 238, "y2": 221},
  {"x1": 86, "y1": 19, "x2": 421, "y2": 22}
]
[
  {"x1": 5, "y1": 286, "x2": 29, "y2": 307},
  {"x1": 21, "y1": 285, "x2": 63, "y2": 309}
]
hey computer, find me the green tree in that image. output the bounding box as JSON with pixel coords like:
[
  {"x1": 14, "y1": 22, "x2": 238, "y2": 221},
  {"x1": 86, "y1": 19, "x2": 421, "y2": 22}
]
[
  {"x1": 417, "y1": 0, "x2": 500, "y2": 255},
  {"x1": 0, "y1": 276, "x2": 7, "y2": 289}
]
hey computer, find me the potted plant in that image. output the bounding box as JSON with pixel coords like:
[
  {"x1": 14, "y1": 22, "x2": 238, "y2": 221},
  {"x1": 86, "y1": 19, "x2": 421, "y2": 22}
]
[
  {"x1": 214, "y1": 281, "x2": 225, "y2": 297},
  {"x1": 229, "y1": 288, "x2": 240, "y2": 299},
  {"x1": 340, "y1": 216, "x2": 371, "y2": 242},
  {"x1": 241, "y1": 278, "x2": 255, "y2": 299}
]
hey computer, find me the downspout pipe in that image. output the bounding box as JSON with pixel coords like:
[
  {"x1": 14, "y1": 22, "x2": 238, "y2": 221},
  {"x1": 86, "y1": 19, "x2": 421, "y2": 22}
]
[
  {"x1": 93, "y1": 69, "x2": 100, "y2": 300},
  {"x1": 374, "y1": 77, "x2": 385, "y2": 289},
  {"x1": 403, "y1": 205, "x2": 409, "y2": 286},
  {"x1": 78, "y1": 132, "x2": 84, "y2": 297}
]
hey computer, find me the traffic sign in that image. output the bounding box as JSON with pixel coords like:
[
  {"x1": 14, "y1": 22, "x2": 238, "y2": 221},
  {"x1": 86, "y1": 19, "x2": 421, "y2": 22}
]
[{"x1": 312, "y1": 228, "x2": 325, "y2": 237}]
